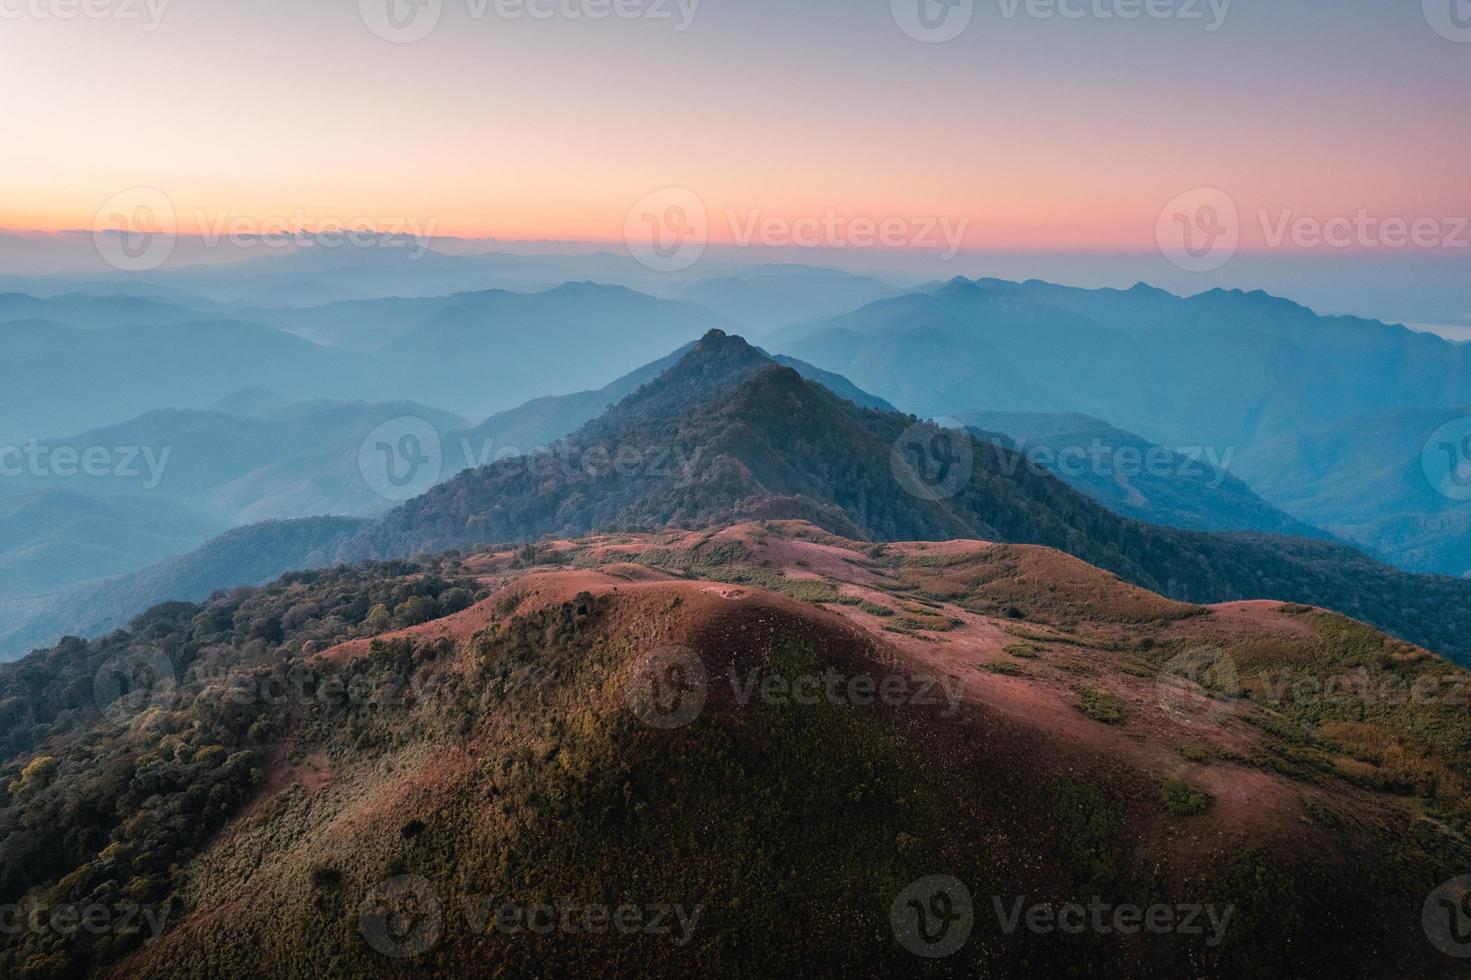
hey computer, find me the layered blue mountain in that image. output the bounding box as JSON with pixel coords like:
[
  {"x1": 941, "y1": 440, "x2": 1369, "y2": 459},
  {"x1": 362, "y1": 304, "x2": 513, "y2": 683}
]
[{"x1": 777, "y1": 277, "x2": 1471, "y2": 575}]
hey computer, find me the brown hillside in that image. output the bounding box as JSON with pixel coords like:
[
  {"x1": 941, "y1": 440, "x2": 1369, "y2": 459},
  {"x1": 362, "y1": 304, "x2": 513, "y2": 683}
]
[{"x1": 60, "y1": 522, "x2": 1465, "y2": 979}]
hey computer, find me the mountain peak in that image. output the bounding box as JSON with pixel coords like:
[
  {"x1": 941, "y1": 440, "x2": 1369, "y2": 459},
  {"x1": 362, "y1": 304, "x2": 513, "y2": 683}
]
[
  {"x1": 574, "y1": 329, "x2": 773, "y2": 441},
  {"x1": 676, "y1": 328, "x2": 772, "y2": 371}
]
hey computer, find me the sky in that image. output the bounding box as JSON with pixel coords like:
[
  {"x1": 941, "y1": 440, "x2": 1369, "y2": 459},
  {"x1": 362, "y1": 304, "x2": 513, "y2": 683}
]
[{"x1": 1, "y1": 0, "x2": 1468, "y2": 259}]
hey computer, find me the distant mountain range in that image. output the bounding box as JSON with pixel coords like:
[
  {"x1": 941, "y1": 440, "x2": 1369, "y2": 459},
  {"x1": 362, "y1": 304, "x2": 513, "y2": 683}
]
[
  {"x1": 776, "y1": 276, "x2": 1471, "y2": 576},
  {"x1": 779, "y1": 278, "x2": 1471, "y2": 447},
  {"x1": 245, "y1": 266, "x2": 901, "y2": 348},
  {"x1": 0, "y1": 282, "x2": 722, "y2": 439},
  {"x1": 0, "y1": 271, "x2": 908, "y2": 448}
]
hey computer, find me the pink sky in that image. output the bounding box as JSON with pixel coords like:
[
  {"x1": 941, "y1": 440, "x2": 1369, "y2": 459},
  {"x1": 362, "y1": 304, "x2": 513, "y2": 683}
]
[{"x1": 2, "y1": 1, "x2": 1467, "y2": 252}]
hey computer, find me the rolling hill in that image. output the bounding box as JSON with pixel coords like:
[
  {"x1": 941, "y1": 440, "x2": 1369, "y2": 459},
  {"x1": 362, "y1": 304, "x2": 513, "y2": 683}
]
[{"x1": 0, "y1": 522, "x2": 1465, "y2": 977}]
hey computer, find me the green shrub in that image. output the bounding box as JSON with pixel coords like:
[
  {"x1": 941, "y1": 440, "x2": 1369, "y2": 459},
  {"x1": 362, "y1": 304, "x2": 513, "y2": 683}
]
[
  {"x1": 1181, "y1": 742, "x2": 1210, "y2": 763},
  {"x1": 1075, "y1": 685, "x2": 1124, "y2": 724},
  {"x1": 1159, "y1": 778, "x2": 1210, "y2": 816},
  {"x1": 778, "y1": 579, "x2": 841, "y2": 603}
]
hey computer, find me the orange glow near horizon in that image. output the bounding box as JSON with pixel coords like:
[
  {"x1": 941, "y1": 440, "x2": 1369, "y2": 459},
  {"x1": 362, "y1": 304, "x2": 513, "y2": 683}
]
[
  {"x1": 12, "y1": 202, "x2": 1469, "y2": 258},
  {"x1": 2, "y1": 4, "x2": 1468, "y2": 257}
]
